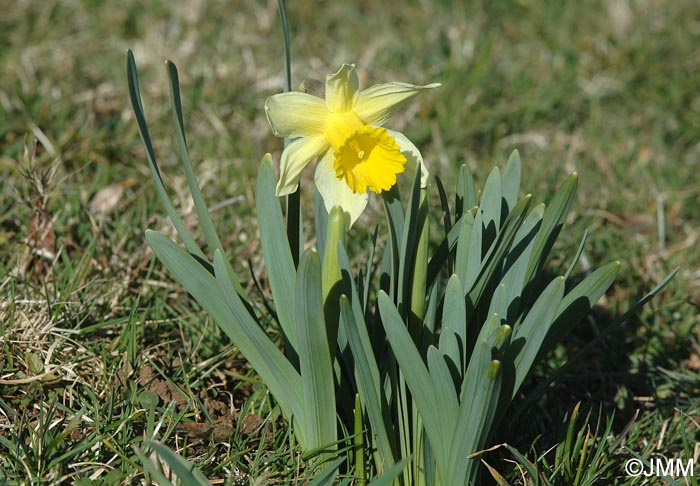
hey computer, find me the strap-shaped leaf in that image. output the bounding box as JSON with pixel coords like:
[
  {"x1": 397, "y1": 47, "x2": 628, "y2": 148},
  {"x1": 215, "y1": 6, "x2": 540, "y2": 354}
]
[
  {"x1": 126, "y1": 50, "x2": 204, "y2": 260},
  {"x1": 502, "y1": 150, "x2": 522, "y2": 213},
  {"x1": 449, "y1": 313, "x2": 503, "y2": 485},
  {"x1": 307, "y1": 457, "x2": 345, "y2": 486},
  {"x1": 145, "y1": 441, "x2": 210, "y2": 485},
  {"x1": 456, "y1": 164, "x2": 477, "y2": 217},
  {"x1": 381, "y1": 184, "x2": 404, "y2": 300},
  {"x1": 256, "y1": 155, "x2": 298, "y2": 353},
  {"x1": 165, "y1": 61, "x2": 225, "y2": 260},
  {"x1": 480, "y1": 166, "x2": 503, "y2": 232},
  {"x1": 397, "y1": 169, "x2": 423, "y2": 317},
  {"x1": 564, "y1": 229, "x2": 589, "y2": 280},
  {"x1": 464, "y1": 209, "x2": 484, "y2": 291},
  {"x1": 340, "y1": 296, "x2": 397, "y2": 472},
  {"x1": 509, "y1": 276, "x2": 566, "y2": 395},
  {"x1": 427, "y1": 346, "x2": 459, "y2": 426},
  {"x1": 544, "y1": 260, "x2": 620, "y2": 351},
  {"x1": 434, "y1": 176, "x2": 453, "y2": 269},
  {"x1": 146, "y1": 232, "x2": 303, "y2": 427},
  {"x1": 427, "y1": 211, "x2": 466, "y2": 287},
  {"x1": 500, "y1": 203, "x2": 544, "y2": 326},
  {"x1": 442, "y1": 274, "x2": 467, "y2": 370},
  {"x1": 467, "y1": 195, "x2": 532, "y2": 305},
  {"x1": 378, "y1": 292, "x2": 450, "y2": 477},
  {"x1": 314, "y1": 189, "x2": 328, "y2": 260},
  {"x1": 454, "y1": 211, "x2": 474, "y2": 292},
  {"x1": 524, "y1": 173, "x2": 577, "y2": 289},
  {"x1": 296, "y1": 249, "x2": 336, "y2": 451}
]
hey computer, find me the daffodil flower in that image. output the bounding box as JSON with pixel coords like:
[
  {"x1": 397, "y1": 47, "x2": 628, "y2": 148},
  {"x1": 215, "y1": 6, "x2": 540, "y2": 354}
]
[{"x1": 265, "y1": 64, "x2": 440, "y2": 226}]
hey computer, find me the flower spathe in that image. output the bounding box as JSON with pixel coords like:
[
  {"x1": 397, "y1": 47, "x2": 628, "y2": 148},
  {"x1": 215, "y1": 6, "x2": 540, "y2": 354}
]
[{"x1": 265, "y1": 64, "x2": 439, "y2": 226}]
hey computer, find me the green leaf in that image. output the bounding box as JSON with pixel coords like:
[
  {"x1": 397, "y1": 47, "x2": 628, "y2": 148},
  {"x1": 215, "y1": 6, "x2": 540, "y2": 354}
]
[
  {"x1": 524, "y1": 173, "x2": 577, "y2": 291},
  {"x1": 397, "y1": 169, "x2": 423, "y2": 318},
  {"x1": 454, "y1": 210, "x2": 475, "y2": 292},
  {"x1": 315, "y1": 189, "x2": 329, "y2": 260},
  {"x1": 543, "y1": 261, "x2": 620, "y2": 351},
  {"x1": 456, "y1": 164, "x2": 477, "y2": 217},
  {"x1": 465, "y1": 209, "x2": 484, "y2": 291},
  {"x1": 442, "y1": 274, "x2": 467, "y2": 369},
  {"x1": 427, "y1": 346, "x2": 459, "y2": 422},
  {"x1": 146, "y1": 232, "x2": 303, "y2": 429},
  {"x1": 126, "y1": 50, "x2": 204, "y2": 260},
  {"x1": 378, "y1": 292, "x2": 449, "y2": 476},
  {"x1": 146, "y1": 440, "x2": 210, "y2": 485},
  {"x1": 564, "y1": 229, "x2": 588, "y2": 281},
  {"x1": 438, "y1": 328, "x2": 462, "y2": 383},
  {"x1": 510, "y1": 276, "x2": 566, "y2": 396},
  {"x1": 296, "y1": 249, "x2": 336, "y2": 451},
  {"x1": 212, "y1": 249, "x2": 304, "y2": 427},
  {"x1": 165, "y1": 61, "x2": 225, "y2": 260},
  {"x1": 427, "y1": 212, "x2": 465, "y2": 287},
  {"x1": 366, "y1": 455, "x2": 413, "y2": 486},
  {"x1": 502, "y1": 150, "x2": 522, "y2": 213},
  {"x1": 467, "y1": 195, "x2": 533, "y2": 305},
  {"x1": 307, "y1": 457, "x2": 346, "y2": 486},
  {"x1": 500, "y1": 203, "x2": 544, "y2": 325},
  {"x1": 340, "y1": 296, "x2": 397, "y2": 472},
  {"x1": 256, "y1": 155, "x2": 298, "y2": 354},
  {"x1": 382, "y1": 184, "x2": 404, "y2": 300},
  {"x1": 449, "y1": 313, "x2": 503, "y2": 485},
  {"x1": 434, "y1": 176, "x2": 453, "y2": 269},
  {"x1": 480, "y1": 166, "x2": 503, "y2": 232}
]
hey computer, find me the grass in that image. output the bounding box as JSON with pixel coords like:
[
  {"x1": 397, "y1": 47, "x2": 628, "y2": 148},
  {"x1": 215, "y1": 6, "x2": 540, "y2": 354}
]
[{"x1": 1, "y1": 0, "x2": 699, "y2": 483}]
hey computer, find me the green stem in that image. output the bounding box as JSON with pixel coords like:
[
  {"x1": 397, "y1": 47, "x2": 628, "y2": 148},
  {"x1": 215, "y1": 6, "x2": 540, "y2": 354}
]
[{"x1": 277, "y1": 0, "x2": 301, "y2": 266}]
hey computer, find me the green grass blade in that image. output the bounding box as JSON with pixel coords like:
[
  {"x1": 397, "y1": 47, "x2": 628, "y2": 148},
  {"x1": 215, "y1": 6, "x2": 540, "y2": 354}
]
[
  {"x1": 256, "y1": 154, "x2": 298, "y2": 354},
  {"x1": 126, "y1": 50, "x2": 204, "y2": 260},
  {"x1": 296, "y1": 249, "x2": 337, "y2": 451},
  {"x1": 307, "y1": 457, "x2": 345, "y2": 486},
  {"x1": 133, "y1": 446, "x2": 173, "y2": 486},
  {"x1": 146, "y1": 441, "x2": 210, "y2": 485}
]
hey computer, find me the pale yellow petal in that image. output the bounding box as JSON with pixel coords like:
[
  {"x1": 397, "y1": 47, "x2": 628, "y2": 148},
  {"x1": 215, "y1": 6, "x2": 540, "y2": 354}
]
[
  {"x1": 355, "y1": 82, "x2": 441, "y2": 126},
  {"x1": 265, "y1": 92, "x2": 328, "y2": 138},
  {"x1": 325, "y1": 64, "x2": 359, "y2": 113},
  {"x1": 386, "y1": 129, "x2": 429, "y2": 188},
  {"x1": 276, "y1": 136, "x2": 329, "y2": 196},
  {"x1": 315, "y1": 151, "x2": 368, "y2": 227}
]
